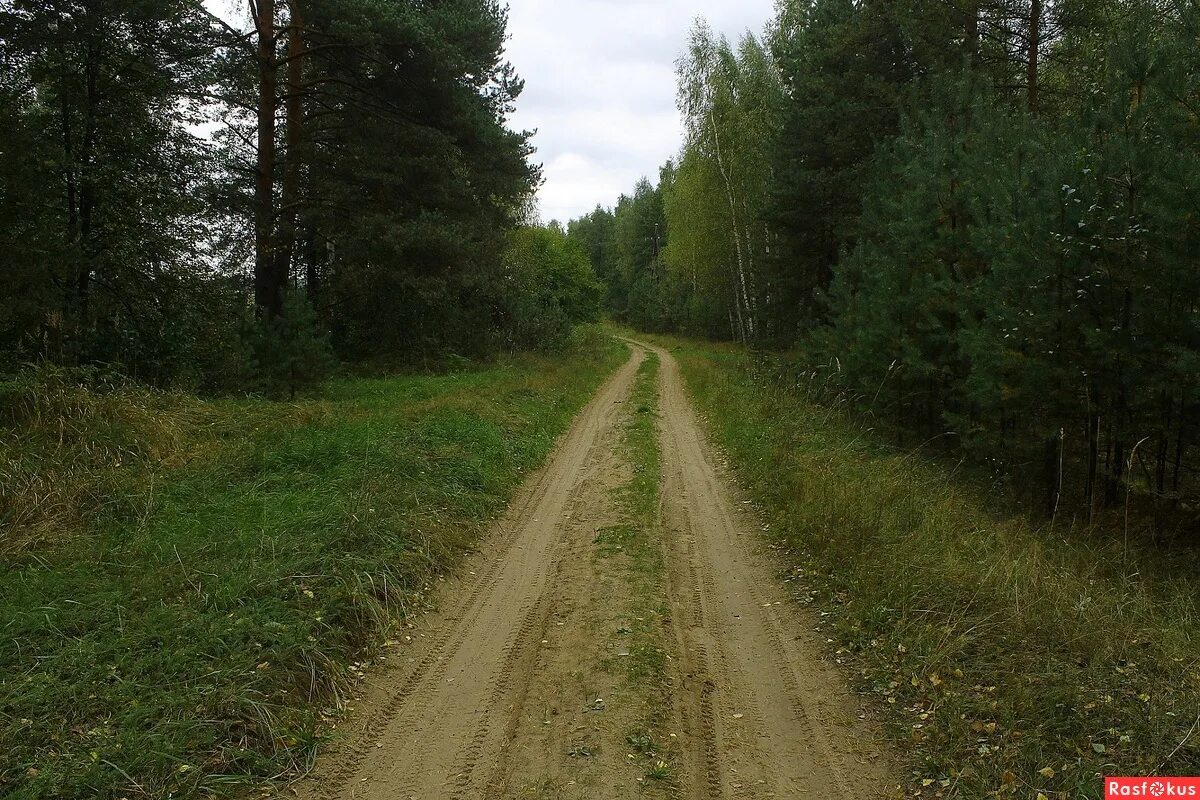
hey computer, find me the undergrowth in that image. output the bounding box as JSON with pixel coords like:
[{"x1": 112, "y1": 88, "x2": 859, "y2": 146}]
[
  {"x1": 659, "y1": 336, "x2": 1200, "y2": 800},
  {"x1": 0, "y1": 328, "x2": 624, "y2": 799}
]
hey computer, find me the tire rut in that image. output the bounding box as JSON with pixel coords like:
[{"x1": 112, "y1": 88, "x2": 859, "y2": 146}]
[
  {"x1": 290, "y1": 345, "x2": 645, "y2": 800},
  {"x1": 642, "y1": 338, "x2": 897, "y2": 800}
]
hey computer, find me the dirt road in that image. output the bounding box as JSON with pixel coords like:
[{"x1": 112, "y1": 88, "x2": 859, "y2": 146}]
[{"x1": 291, "y1": 341, "x2": 896, "y2": 800}]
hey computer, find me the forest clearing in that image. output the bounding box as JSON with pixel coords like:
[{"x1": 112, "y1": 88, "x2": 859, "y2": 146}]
[{"x1": 3, "y1": 0, "x2": 1200, "y2": 798}]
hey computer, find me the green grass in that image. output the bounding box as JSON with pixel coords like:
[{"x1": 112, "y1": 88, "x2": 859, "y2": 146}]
[
  {"x1": 0, "y1": 327, "x2": 625, "y2": 799},
  {"x1": 595, "y1": 353, "x2": 668, "y2": 686},
  {"x1": 656, "y1": 336, "x2": 1200, "y2": 800},
  {"x1": 591, "y1": 352, "x2": 679, "y2": 792}
]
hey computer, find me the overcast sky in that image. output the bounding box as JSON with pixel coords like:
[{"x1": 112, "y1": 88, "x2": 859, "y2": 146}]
[{"x1": 503, "y1": 1, "x2": 775, "y2": 224}]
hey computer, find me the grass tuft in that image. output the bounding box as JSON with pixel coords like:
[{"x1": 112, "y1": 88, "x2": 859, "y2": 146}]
[{"x1": 0, "y1": 366, "x2": 201, "y2": 551}]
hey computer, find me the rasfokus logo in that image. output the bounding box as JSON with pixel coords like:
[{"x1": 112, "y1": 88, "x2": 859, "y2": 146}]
[{"x1": 1107, "y1": 778, "x2": 1200, "y2": 798}]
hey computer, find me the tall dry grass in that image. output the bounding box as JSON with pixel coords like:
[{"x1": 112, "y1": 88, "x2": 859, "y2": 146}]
[{"x1": 0, "y1": 366, "x2": 209, "y2": 552}]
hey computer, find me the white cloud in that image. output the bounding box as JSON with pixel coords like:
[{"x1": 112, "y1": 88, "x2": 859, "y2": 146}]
[{"x1": 504, "y1": 0, "x2": 776, "y2": 223}]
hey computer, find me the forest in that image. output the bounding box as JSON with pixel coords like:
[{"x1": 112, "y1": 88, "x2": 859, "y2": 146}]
[
  {"x1": 572, "y1": 0, "x2": 1200, "y2": 533},
  {"x1": 0, "y1": 0, "x2": 601, "y2": 395},
  {"x1": 3, "y1": 0, "x2": 1200, "y2": 797}
]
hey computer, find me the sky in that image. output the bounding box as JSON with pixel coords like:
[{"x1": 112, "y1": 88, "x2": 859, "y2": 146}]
[{"x1": 503, "y1": 0, "x2": 776, "y2": 224}]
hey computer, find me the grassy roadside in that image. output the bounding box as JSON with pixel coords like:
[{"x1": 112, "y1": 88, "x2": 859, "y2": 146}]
[
  {"x1": 0, "y1": 327, "x2": 625, "y2": 799},
  {"x1": 592, "y1": 352, "x2": 678, "y2": 791},
  {"x1": 654, "y1": 336, "x2": 1200, "y2": 799}
]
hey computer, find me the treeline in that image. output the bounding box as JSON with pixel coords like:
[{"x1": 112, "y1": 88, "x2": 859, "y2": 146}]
[
  {"x1": 572, "y1": 0, "x2": 1200, "y2": 531},
  {"x1": 0, "y1": 0, "x2": 597, "y2": 394}
]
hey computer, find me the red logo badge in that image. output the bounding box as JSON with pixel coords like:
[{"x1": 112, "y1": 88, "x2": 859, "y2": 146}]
[{"x1": 1107, "y1": 778, "x2": 1200, "y2": 798}]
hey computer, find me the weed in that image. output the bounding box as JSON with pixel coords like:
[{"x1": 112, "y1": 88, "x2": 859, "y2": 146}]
[
  {"x1": 626, "y1": 731, "x2": 656, "y2": 755},
  {"x1": 645, "y1": 760, "x2": 672, "y2": 781},
  {"x1": 567, "y1": 743, "x2": 594, "y2": 758},
  {"x1": 0, "y1": 365, "x2": 212, "y2": 552}
]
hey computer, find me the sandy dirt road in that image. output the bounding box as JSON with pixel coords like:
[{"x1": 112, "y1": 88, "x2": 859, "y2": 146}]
[
  {"x1": 289, "y1": 341, "x2": 896, "y2": 800},
  {"x1": 647, "y1": 340, "x2": 894, "y2": 799}
]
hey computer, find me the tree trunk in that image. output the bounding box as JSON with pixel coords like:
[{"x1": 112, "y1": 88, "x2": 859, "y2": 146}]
[
  {"x1": 964, "y1": 0, "x2": 979, "y2": 58},
  {"x1": 730, "y1": 274, "x2": 747, "y2": 344},
  {"x1": 708, "y1": 109, "x2": 755, "y2": 340},
  {"x1": 1027, "y1": 0, "x2": 1041, "y2": 115},
  {"x1": 1157, "y1": 392, "x2": 1171, "y2": 496},
  {"x1": 1106, "y1": 437, "x2": 1125, "y2": 507},
  {"x1": 740, "y1": 199, "x2": 760, "y2": 334},
  {"x1": 1085, "y1": 403, "x2": 1099, "y2": 512},
  {"x1": 303, "y1": 226, "x2": 323, "y2": 300},
  {"x1": 69, "y1": 36, "x2": 101, "y2": 359},
  {"x1": 79, "y1": 54, "x2": 96, "y2": 326},
  {"x1": 59, "y1": 83, "x2": 78, "y2": 360},
  {"x1": 253, "y1": 0, "x2": 280, "y2": 317},
  {"x1": 274, "y1": 0, "x2": 304, "y2": 306},
  {"x1": 1044, "y1": 429, "x2": 1063, "y2": 517},
  {"x1": 1172, "y1": 427, "x2": 1184, "y2": 495}
]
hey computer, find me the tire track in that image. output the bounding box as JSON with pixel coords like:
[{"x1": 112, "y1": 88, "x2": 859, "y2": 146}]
[
  {"x1": 641, "y1": 338, "x2": 897, "y2": 800},
  {"x1": 291, "y1": 345, "x2": 645, "y2": 800},
  {"x1": 479, "y1": 389, "x2": 639, "y2": 799}
]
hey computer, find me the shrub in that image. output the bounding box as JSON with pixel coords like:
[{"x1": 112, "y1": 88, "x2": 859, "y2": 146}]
[{"x1": 244, "y1": 292, "x2": 337, "y2": 399}]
